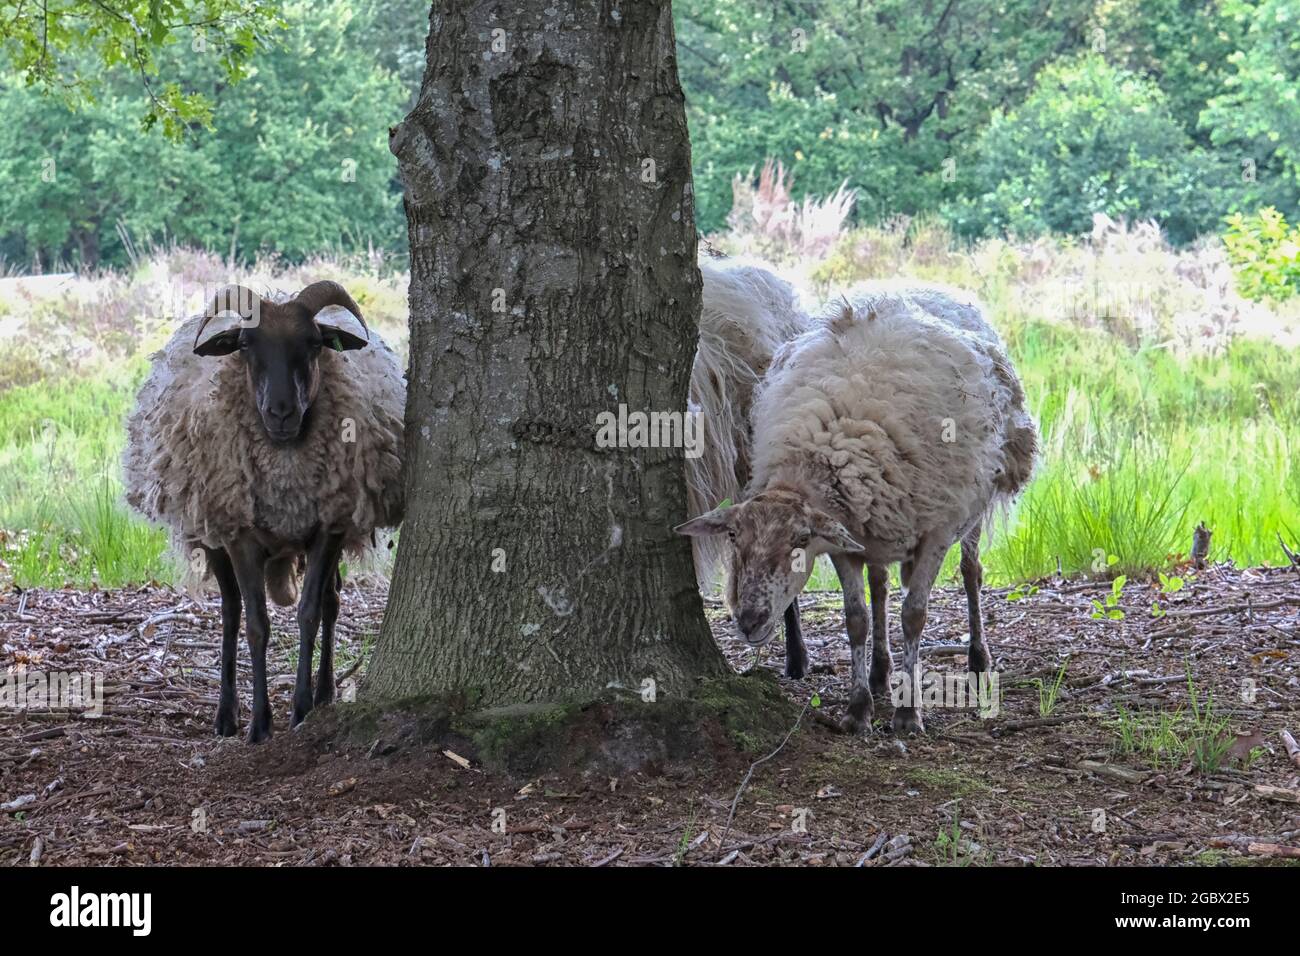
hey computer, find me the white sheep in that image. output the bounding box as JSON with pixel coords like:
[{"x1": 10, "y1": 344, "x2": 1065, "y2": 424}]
[
  {"x1": 678, "y1": 284, "x2": 1037, "y2": 734},
  {"x1": 687, "y1": 254, "x2": 811, "y2": 673},
  {"x1": 123, "y1": 282, "x2": 405, "y2": 743}
]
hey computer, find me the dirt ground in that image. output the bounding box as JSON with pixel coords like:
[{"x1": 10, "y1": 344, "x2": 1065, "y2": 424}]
[{"x1": 3, "y1": 564, "x2": 1299, "y2": 867}]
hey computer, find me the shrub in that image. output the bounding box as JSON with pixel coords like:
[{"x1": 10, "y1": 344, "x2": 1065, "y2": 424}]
[
  {"x1": 1222, "y1": 207, "x2": 1300, "y2": 302},
  {"x1": 950, "y1": 56, "x2": 1238, "y2": 245}
]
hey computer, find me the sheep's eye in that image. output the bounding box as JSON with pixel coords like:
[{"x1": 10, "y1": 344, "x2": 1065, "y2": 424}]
[{"x1": 726, "y1": 529, "x2": 737, "y2": 542}]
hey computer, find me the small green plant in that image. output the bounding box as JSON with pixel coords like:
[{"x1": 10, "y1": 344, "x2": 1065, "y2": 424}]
[
  {"x1": 1241, "y1": 747, "x2": 1268, "y2": 771},
  {"x1": 1223, "y1": 207, "x2": 1300, "y2": 302},
  {"x1": 1110, "y1": 667, "x2": 1235, "y2": 774},
  {"x1": 934, "y1": 810, "x2": 975, "y2": 867},
  {"x1": 1006, "y1": 582, "x2": 1040, "y2": 602},
  {"x1": 1091, "y1": 575, "x2": 1127, "y2": 620},
  {"x1": 1150, "y1": 570, "x2": 1185, "y2": 617},
  {"x1": 674, "y1": 804, "x2": 699, "y2": 867},
  {"x1": 1185, "y1": 668, "x2": 1234, "y2": 774},
  {"x1": 1112, "y1": 705, "x2": 1188, "y2": 770},
  {"x1": 1033, "y1": 659, "x2": 1070, "y2": 717}
]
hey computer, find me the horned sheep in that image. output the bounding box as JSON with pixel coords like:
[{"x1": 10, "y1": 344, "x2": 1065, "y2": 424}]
[
  {"x1": 679, "y1": 282, "x2": 1037, "y2": 734},
  {"x1": 123, "y1": 282, "x2": 405, "y2": 743}
]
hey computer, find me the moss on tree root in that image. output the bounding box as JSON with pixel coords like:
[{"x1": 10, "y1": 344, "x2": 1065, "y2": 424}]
[{"x1": 316, "y1": 672, "x2": 798, "y2": 777}]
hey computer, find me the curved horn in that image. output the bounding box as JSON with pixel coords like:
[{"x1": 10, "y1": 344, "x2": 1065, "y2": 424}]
[
  {"x1": 297, "y1": 280, "x2": 369, "y2": 350},
  {"x1": 193, "y1": 284, "x2": 263, "y2": 355}
]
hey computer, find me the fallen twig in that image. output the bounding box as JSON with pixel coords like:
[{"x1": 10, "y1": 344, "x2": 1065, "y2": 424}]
[
  {"x1": 856, "y1": 831, "x2": 889, "y2": 866},
  {"x1": 1253, "y1": 784, "x2": 1300, "y2": 804},
  {"x1": 1280, "y1": 730, "x2": 1300, "y2": 770},
  {"x1": 1075, "y1": 761, "x2": 1150, "y2": 784},
  {"x1": 990, "y1": 713, "x2": 1097, "y2": 737},
  {"x1": 720, "y1": 698, "x2": 811, "y2": 847},
  {"x1": 1246, "y1": 842, "x2": 1300, "y2": 859}
]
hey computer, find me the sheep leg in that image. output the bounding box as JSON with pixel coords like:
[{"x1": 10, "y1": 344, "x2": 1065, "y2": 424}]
[
  {"x1": 831, "y1": 553, "x2": 873, "y2": 733},
  {"x1": 783, "y1": 601, "x2": 807, "y2": 679},
  {"x1": 866, "y1": 564, "x2": 892, "y2": 700},
  {"x1": 207, "y1": 546, "x2": 242, "y2": 737},
  {"x1": 893, "y1": 543, "x2": 944, "y2": 736},
  {"x1": 228, "y1": 541, "x2": 273, "y2": 744},
  {"x1": 315, "y1": 567, "x2": 342, "y2": 707},
  {"x1": 960, "y1": 527, "x2": 990, "y2": 674},
  {"x1": 292, "y1": 533, "x2": 345, "y2": 727}
]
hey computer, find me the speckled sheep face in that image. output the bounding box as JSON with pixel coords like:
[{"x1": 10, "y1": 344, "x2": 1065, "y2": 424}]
[
  {"x1": 724, "y1": 498, "x2": 816, "y2": 645},
  {"x1": 193, "y1": 283, "x2": 370, "y2": 446},
  {"x1": 675, "y1": 490, "x2": 865, "y2": 647}
]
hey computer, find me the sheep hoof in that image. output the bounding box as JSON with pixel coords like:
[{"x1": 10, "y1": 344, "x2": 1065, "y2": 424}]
[
  {"x1": 869, "y1": 668, "x2": 892, "y2": 701},
  {"x1": 247, "y1": 719, "x2": 273, "y2": 745},
  {"x1": 968, "y1": 644, "x2": 991, "y2": 674},
  {"x1": 214, "y1": 708, "x2": 238, "y2": 738},
  {"x1": 839, "y1": 687, "x2": 874, "y2": 733},
  {"x1": 785, "y1": 655, "x2": 808, "y2": 680},
  {"x1": 291, "y1": 699, "x2": 312, "y2": 728},
  {"x1": 314, "y1": 681, "x2": 335, "y2": 707},
  {"x1": 839, "y1": 713, "x2": 869, "y2": 734},
  {"x1": 891, "y1": 707, "x2": 925, "y2": 736}
]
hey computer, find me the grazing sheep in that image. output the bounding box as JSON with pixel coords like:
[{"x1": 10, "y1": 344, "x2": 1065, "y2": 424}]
[
  {"x1": 123, "y1": 282, "x2": 405, "y2": 743},
  {"x1": 678, "y1": 284, "x2": 1037, "y2": 734},
  {"x1": 687, "y1": 255, "x2": 811, "y2": 675}
]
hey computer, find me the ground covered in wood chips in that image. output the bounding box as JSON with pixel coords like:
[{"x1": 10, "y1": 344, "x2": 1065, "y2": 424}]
[{"x1": 3, "y1": 565, "x2": 1299, "y2": 867}]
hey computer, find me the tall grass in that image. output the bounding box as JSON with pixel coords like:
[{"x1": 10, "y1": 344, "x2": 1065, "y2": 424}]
[
  {"x1": 0, "y1": 361, "x2": 170, "y2": 587},
  {"x1": 2, "y1": 238, "x2": 1299, "y2": 590}
]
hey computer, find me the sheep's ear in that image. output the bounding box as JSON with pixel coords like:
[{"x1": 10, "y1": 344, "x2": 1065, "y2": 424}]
[
  {"x1": 315, "y1": 304, "x2": 369, "y2": 351},
  {"x1": 674, "y1": 508, "x2": 731, "y2": 537},
  {"x1": 810, "y1": 511, "x2": 866, "y2": 553},
  {"x1": 193, "y1": 311, "x2": 246, "y2": 357}
]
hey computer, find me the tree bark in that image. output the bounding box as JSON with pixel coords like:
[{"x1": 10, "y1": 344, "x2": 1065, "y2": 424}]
[{"x1": 368, "y1": 0, "x2": 726, "y2": 706}]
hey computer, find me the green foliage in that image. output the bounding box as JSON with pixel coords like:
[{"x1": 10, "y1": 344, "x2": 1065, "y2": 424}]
[
  {"x1": 1097, "y1": 0, "x2": 1252, "y2": 143},
  {"x1": 0, "y1": 0, "x2": 405, "y2": 267},
  {"x1": 676, "y1": 0, "x2": 1095, "y2": 233},
  {"x1": 1005, "y1": 582, "x2": 1039, "y2": 602},
  {"x1": 1203, "y1": 0, "x2": 1300, "y2": 201},
  {"x1": 951, "y1": 55, "x2": 1237, "y2": 243},
  {"x1": 1222, "y1": 207, "x2": 1300, "y2": 301},
  {"x1": 0, "y1": 0, "x2": 281, "y2": 139},
  {"x1": 1110, "y1": 667, "x2": 1235, "y2": 774},
  {"x1": 1091, "y1": 575, "x2": 1128, "y2": 620},
  {"x1": 5, "y1": 0, "x2": 1300, "y2": 258},
  {"x1": 1034, "y1": 660, "x2": 1070, "y2": 717}
]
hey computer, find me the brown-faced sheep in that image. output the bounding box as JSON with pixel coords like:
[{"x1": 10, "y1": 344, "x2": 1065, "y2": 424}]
[{"x1": 687, "y1": 255, "x2": 811, "y2": 674}]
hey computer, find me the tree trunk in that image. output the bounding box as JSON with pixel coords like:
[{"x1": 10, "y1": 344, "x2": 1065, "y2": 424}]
[{"x1": 368, "y1": 0, "x2": 726, "y2": 706}]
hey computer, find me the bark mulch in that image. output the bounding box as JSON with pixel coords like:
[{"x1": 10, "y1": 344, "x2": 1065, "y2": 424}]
[{"x1": 3, "y1": 563, "x2": 1299, "y2": 866}]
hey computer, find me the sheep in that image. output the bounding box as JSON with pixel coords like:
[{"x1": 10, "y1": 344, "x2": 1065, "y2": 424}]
[
  {"x1": 677, "y1": 283, "x2": 1037, "y2": 734},
  {"x1": 123, "y1": 281, "x2": 405, "y2": 743},
  {"x1": 687, "y1": 254, "x2": 811, "y2": 675}
]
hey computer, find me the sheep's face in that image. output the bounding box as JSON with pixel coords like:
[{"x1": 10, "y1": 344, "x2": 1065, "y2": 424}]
[
  {"x1": 193, "y1": 283, "x2": 370, "y2": 445},
  {"x1": 676, "y1": 490, "x2": 865, "y2": 647}
]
